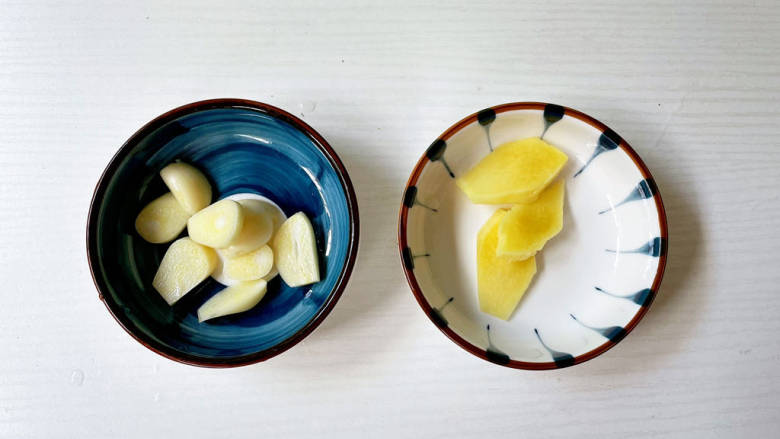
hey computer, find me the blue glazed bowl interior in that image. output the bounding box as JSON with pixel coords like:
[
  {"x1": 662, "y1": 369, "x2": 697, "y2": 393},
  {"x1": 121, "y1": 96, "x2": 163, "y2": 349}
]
[{"x1": 90, "y1": 104, "x2": 354, "y2": 364}]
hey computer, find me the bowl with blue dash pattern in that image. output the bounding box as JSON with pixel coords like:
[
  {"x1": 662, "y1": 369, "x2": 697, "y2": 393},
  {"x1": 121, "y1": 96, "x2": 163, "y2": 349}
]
[
  {"x1": 87, "y1": 98, "x2": 359, "y2": 367},
  {"x1": 398, "y1": 102, "x2": 667, "y2": 369}
]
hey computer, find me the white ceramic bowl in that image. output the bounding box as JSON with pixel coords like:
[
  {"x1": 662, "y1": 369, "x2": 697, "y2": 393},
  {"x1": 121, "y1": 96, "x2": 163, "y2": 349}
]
[{"x1": 398, "y1": 103, "x2": 667, "y2": 369}]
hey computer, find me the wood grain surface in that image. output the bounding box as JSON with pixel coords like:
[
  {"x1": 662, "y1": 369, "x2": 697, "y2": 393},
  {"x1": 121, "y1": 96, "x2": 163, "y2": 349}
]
[{"x1": 1, "y1": 0, "x2": 779, "y2": 437}]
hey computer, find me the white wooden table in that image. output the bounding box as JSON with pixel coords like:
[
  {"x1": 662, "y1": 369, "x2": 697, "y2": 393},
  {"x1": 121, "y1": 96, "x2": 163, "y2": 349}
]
[{"x1": 2, "y1": 1, "x2": 779, "y2": 437}]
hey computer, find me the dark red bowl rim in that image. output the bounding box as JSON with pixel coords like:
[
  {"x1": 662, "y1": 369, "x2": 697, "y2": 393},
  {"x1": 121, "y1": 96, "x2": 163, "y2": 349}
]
[
  {"x1": 87, "y1": 98, "x2": 360, "y2": 368},
  {"x1": 398, "y1": 102, "x2": 668, "y2": 370}
]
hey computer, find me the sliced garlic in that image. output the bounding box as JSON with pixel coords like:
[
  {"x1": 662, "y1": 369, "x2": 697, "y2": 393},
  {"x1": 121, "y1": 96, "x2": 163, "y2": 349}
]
[
  {"x1": 152, "y1": 237, "x2": 217, "y2": 305},
  {"x1": 223, "y1": 245, "x2": 274, "y2": 281},
  {"x1": 273, "y1": 212, "x2": 320, "y2": 287},
  {"x1": 160, "y1": 162, "x2": 212, "y2": 214},
  {"x1": 219, "y1": 199, "x2": 274, "y2": 258},
  {"x1": 187, "y1": 199, "x2": 244, "y2": 248},
  {"x1": 197, "y1": 279, "x2": 267, "y2": 322},
  {"x1": 135, "y1": 192, "x2": 189, "y2": 243}
]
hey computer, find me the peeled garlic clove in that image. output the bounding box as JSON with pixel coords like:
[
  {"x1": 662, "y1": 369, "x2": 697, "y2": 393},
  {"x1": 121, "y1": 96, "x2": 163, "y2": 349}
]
[
  {"x1": 209, "y1": 252, "x2": 234, "y2": 286},
  {"x1": 160, "y1": 162, "x2": 212, "y2": 214},
  {"x1": 258, "y1": 200, "x2": 286, "y2": 281},
  {"x1": 220, "y1": 200, "x2": 274, "y2": 258},
  {"x1": 223, "y1": 245, "x2": 273, "y2": 281},
  {"x1": 263, "y1": 265, "x2": 279, "y2": 282},
  {"x1": 135, "y1": 192, "x2": 189, "y2": 243},
  {"x1": 197, "y1": 279, "x2": 267, "y2": 322},
  {"x1": 273, "y1": 212, "x2": 320, "y2": 287},
  {"x1": 153, "y1": 237, "x2": 217, "y2": 305},
  {"x1": 187, "y1": 199, "x2": 245, "y2": 248},
  {"x1": 261, "y1": 200, "x2": 287, "y2": 231}
]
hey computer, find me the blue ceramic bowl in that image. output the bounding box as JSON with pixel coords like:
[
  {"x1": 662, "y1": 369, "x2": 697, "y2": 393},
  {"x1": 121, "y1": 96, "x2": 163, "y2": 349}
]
[{"x1": 87, "y1": 99, "x2": 359, "y2": 367}]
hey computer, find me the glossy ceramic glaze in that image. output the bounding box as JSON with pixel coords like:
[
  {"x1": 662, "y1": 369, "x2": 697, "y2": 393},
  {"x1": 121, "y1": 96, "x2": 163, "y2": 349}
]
[
  {"x1": 399, "y1": 103, "x2": 667, "y2": 369},
  {"x1": 87, "y1": 99, "x2": 359, "y2": 367}
]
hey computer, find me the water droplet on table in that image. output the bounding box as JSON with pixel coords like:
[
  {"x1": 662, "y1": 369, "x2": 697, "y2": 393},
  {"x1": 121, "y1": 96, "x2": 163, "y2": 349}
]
[
  {"x1": 70, "y1": 369, "x2": 85, "y2": 386},
  {"x1": 298, "y1": 101, "x2": 317, "y2": 116}
]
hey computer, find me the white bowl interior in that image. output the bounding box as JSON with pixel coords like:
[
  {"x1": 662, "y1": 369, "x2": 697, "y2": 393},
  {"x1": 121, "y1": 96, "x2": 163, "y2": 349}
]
[{"x1": 405, "y1": 107, "x2": 663, "y2": 365}]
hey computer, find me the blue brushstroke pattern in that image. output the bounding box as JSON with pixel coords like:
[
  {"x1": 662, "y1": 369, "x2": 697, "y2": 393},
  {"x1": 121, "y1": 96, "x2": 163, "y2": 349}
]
[
  {"x1": 402, "y1": 186, "x2": 417, "y2": 208},
  {"x1": 574, "y1": 129, "x2": 621, "y2": 178},
  {"x1": 426, "y1": 138, "x2": 454, "y2": 178},
  {"x1": 401, "y1": 247, "x2": 415, "y2": 270},
  {"x1": 607, "y1": 237, "x2": 665, "y2": 257},
  {"x1": 425, "y1": 138, "x2": 447, "y2": 161},
  {"x1": 534, "y1": 328, "x2": 575, "y2": 367},
  {"x1": 430, "y1": 297, "x2": 453, "y2": 328},
  {"x1": 485, "y1": 325, "x2": 511, "y2": 365},
  {"x1": 541, "y1": 104, "x2": 565, "y2": 139},
  {"x1": 595, "y1": 286, "x2": 654, "y2": 307},
  {"x1": 599, "y1": 178, "x2": 658, "y2": 214},
  {"x1": 401, "y1": 247, "x2": 430, "y2": 270},
  {"x1": 570, "y1": 314, "x2": 627, "y2": 343},
  {"x1": 477, "y1": 108, "x2": 497, "y2": 151},
  {"x1": 402, "y1": 185, "x2": 437, "y2": 212},
  {"x1": 477, "y1": 108, "x2": 496, "y2": 126}
]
